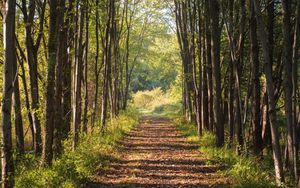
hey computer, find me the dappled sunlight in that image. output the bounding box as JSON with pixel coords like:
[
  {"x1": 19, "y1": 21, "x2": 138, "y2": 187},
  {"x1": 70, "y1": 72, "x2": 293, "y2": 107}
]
[{"x1": 89, "y1": 117, "x2": 229, "y2": 187}]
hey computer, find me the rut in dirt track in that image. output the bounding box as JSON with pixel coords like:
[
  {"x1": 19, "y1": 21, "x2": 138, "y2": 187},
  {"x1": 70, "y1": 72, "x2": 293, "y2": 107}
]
[{"x1": 88, "y1": 116, "x2": 229, "y2": 188}]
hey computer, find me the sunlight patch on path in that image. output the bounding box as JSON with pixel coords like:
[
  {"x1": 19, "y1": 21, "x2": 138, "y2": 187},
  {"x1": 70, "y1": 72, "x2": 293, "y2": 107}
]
[{"x1": 88, "y1": 117, "x2": 229, "y2": 188}]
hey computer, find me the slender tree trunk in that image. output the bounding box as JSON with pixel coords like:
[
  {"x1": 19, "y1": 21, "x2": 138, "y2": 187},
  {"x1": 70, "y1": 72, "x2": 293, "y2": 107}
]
[
  {"x1": 292, "y1": 0, "x2": 300, "y2": 181},
  {"x1": 42, "y1": 0, "x2": 59, "y2": 166},
  {"x1": 2, "y1": 0, "x2": 16, "y2": 186},
  {"x1": 249, "y1": 0, "x2": 262, "y2": 156},
  {"x1": 73, "y1": 0, "x2": 85, "y2": 149},
  {"x1": 261, "y1": 0, "x2": 274, "y2": 151},
  {"x1": 54, "y1": 0, "x2": 67, "y2": 156},
  {"x1": 204, "y1": 0, "x2": 214, "y2": 131},
  {"x1": 62, "y1": 0, "x2": 75, "y2": 139},
  {"x1": 17, "y1": 47, "x2": 34, "y2": 149},
  {"x1": 21, "y1": 0, "x2": 43, "y2": 156},
  {"x1": 210, "y1": 0, "x2": 223, "y2": 146},
  {"x1": 281, "y1": 0, "x2": 295, "y2": 179},
  {"x1": 253, "y1": 0, "x2": 284, "y2": 184},
  {"x1": 13, "y1": 51, "x2": 24, "y2": 155},
  {"x1": 101, "y1": 0, "x2": 114, "y2": 131},
  {"x1": 228, "y1": 59, "x2": 234, "y2": 145},
  {"x1": 91, "y1": 0, "x2": 100, "y2": 127},
  {"x1": 83, "y1": 0, "x2": 89, "y2": 133}
]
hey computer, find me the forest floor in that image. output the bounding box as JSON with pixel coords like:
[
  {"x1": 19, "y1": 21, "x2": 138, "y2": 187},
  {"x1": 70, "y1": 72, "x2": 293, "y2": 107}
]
[{"x1": 88, "y1": 116, "x2": 230, "y2": 188}]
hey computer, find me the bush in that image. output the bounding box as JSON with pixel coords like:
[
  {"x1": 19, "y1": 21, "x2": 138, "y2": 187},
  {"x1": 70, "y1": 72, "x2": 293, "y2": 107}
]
[
  {"x1": 15, "y1": 108, "x2": 140, "y2": 188},
  {"x1": 132, "y1": 86, "x2": 182, "y2": 116}
]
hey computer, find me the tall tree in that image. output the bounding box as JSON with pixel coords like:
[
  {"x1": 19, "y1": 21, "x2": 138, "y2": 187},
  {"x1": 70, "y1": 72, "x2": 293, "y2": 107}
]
[
  {"x1": 281, "y1": 0, "x2": 297, "y2": 179},
  {"x1": 249, "y1": 0, "x2": 262, "y2": 155},
  {"x1": 13, "y1": 41, "x2": 24, "y2": 155},
  {"x1": 91, "y1": 0, "x2": 101, "y2": 127},
  {"x1": 83, "y1": 0, "x2": 89, "y2": 133},
  {"x1": 42, "y1": 0, "x2": 59, "y2": 166},
  {"x1": 73, "y1": 0, "x2": 86, "y2": 148},
  {"x1": 253, "y1": 0, "x2": 284, "y2": 184},
  {"x1": 210, "y1": 0, "x2": 223, "y2": 146},
  {"x1": 292, "y1": 0, "x2": 300, "y2": 181},
  {"x1": 21, "y1": 0, "x2": 46, "y2": 155},
  {"x1": 54, "y1": 0, "x2": 67, "y2": 155},
  {"x1": 2, "y1": 0, "x2": 16, "y2": 186},
  {"x1": 101, "y1": 0, "x2": 114, "y2": 131}
]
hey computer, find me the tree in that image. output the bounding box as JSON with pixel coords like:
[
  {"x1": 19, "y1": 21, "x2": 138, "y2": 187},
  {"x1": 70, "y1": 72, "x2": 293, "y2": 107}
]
[
  {"x1": 21, "y1": 0, "x2": 46, "y2": 156},
  {"x1": 252, "y1": 0, "x2": 284, "y2": 184},
  {"x1": 13, "y1": 39, "x2": 24, "y2": 155},
  {"x1": 42, "y1": 0, "x2": 59, "y2": 166},
  {"x1": 73, "y1": 0, "x2": 86, "y2": 149},
  {"x1": 54, "y1": 0, "x2": 68, "y2": 155},
  {"x1": 210, "y1": 0, "x2": 223, "y2": 147},
  {"x1": 249, "y1": 0, "x2": 262, "y2": 155},
  {"x1": 2, "y1": 0, "x2": 16, "y2": 186},
  {"x1": 101, "y1": 0, "x2": 114, "y2": 131}
]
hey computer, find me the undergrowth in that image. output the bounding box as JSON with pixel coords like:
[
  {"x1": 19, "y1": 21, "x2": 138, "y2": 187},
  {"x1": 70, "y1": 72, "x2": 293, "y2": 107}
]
[
  {"x1": 15, "y1": 108, "x2": 140, "y2": 188},
  {"x1": 172, "y1": 117, "x2": 278, "y2": 188}
]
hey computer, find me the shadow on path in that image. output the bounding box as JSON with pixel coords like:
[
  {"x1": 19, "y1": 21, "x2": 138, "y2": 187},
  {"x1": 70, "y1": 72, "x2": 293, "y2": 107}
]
[{"x1": 87, "y1": 117, "x2": 229, "y2": 188}]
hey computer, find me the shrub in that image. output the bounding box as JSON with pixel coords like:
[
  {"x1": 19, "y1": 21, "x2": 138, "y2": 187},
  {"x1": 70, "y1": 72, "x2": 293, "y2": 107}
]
[
  {"x1": 132, "y1": 86, "x2": 182, "y2": 116},
  {"x1": 15, "y1": 108, "x2": 139, "y2": 188}
]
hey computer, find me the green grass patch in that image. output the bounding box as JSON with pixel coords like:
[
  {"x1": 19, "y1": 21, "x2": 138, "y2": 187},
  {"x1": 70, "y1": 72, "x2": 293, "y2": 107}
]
[
  {"x1": 172, "y1": 117, "x2": 277, "y2": 188},
  {"x1": 15, "y1": 108, "x2": 140, "y2": 188}
]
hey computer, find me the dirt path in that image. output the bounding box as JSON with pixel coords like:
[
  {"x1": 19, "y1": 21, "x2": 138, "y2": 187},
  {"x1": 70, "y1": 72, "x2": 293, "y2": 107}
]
[{"x1": 88, "y1": 117, "x2": 229, "y2": 188}]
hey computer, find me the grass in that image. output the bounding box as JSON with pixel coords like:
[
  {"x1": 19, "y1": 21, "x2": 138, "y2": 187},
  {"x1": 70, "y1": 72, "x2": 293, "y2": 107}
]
[
  {"x1": 15, "y1": 108, "x2": 140, "y2": 188},
  {"x1": 171, "y1": 116, "x2": 278, "y2": 188}
]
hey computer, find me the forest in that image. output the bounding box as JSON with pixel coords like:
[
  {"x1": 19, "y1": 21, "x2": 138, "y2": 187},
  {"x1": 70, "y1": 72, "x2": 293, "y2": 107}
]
[{"x1": 1, "y1": 0, "x2": 300, "y2": 187}]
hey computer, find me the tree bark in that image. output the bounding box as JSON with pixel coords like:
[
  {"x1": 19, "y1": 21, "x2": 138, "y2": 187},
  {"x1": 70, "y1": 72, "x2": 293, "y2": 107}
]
[
  {"x1": 91, "y1": 0, "x2": 100, "y2": 127},
  {"x1": 2, "y1": 0, "x2": 16, "y2": 186},
  {"x1": 249, "y1": 0, "x2": 262, "y2": 156},
  {"x1": 292, "y1": 0, "x2": 300, "y2": 181},
  {"x1": 204, "y1": 0, "x2": 214, "y2": 132},
  {"x1": 73, "y1": 0, "x2": 85, "y2": 149},
  {"x1": 210, "y1": 0, "x2": 223, "y2": 146},
  {"x1": 42, "y1": 0, "x2": 59, "y2": 166},
  {"x1": 13, "y1": 48, "x2": 24, "y2": 155},
  {"x1": 83, "y1": 0, "x2": 89, "y2": 133},
  {"x1": 253, "y1": 0, "x2": 284, "y2": 184},
  {"x1": 101, "y1": 0, "x2": 114, "y2": 132},
  {"x1": 21, "y1": 0, "x2": 44, "y2": 156},
  {"x1": 281, "y1": 0, "x2": 296, "y2": 179},
  {"x1": 54, "y1": 0, "x2": 67, "y2": 156}
]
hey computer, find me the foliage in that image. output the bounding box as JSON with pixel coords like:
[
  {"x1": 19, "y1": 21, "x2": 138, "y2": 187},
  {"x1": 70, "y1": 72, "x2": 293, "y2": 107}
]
[
  {"x1": 15, "y1": 109, "x2": 140, "y2": 188},
  {"x1": 132, "y1": 81, "x2": 182, "y2": 115}
]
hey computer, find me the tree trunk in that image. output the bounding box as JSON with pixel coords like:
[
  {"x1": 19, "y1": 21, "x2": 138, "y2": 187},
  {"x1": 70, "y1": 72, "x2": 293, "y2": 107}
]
[
  {"x1": 281, "y1": 0, "x2": 295, "y2": 179},
  {"x1": 91, "y1": 0, "x2": 100, "y2": 127},
  {"x1": 101, "y1": 0, "x2": 114, "y2": 131},
  {"x1": 54, "y1": 0, "x2": 67, "y2": 156},
  {"x1": 249, "y1": 0, "x2": 262, "y2": 156},
  {"x1": 21, "y1": 0, "x2": 43, "y2": 155},
  {"x1": 210, "y1": 0, "x2": 223, "y2": 146},
  {"x1": 2, "y1": 0, "x2": 16, "y2": 186},
  {"x1": 73, "y1": 0, "x2": 85, "y2": 149},
  {"x1": 13, "y1": 50, "x2": 24, "y2": 155},
  {"x1": 83, "y1": 0, "x2": 89, "y2": 133},
  {"x1": 16, "y1": 45, "x2": 34, "y2": 149},
  {"x1": 253, "y1": 0, "x2": 284, "y2": 184},
  {"x1": 292, "y1": 0, "x2": 300, "y2": 181},
  {"x1": 42, "y1": 0, "x2": 59, "y2": 166},
  {"x1": 62, "y1": 0, "x2": 75, "y2": 139}
]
